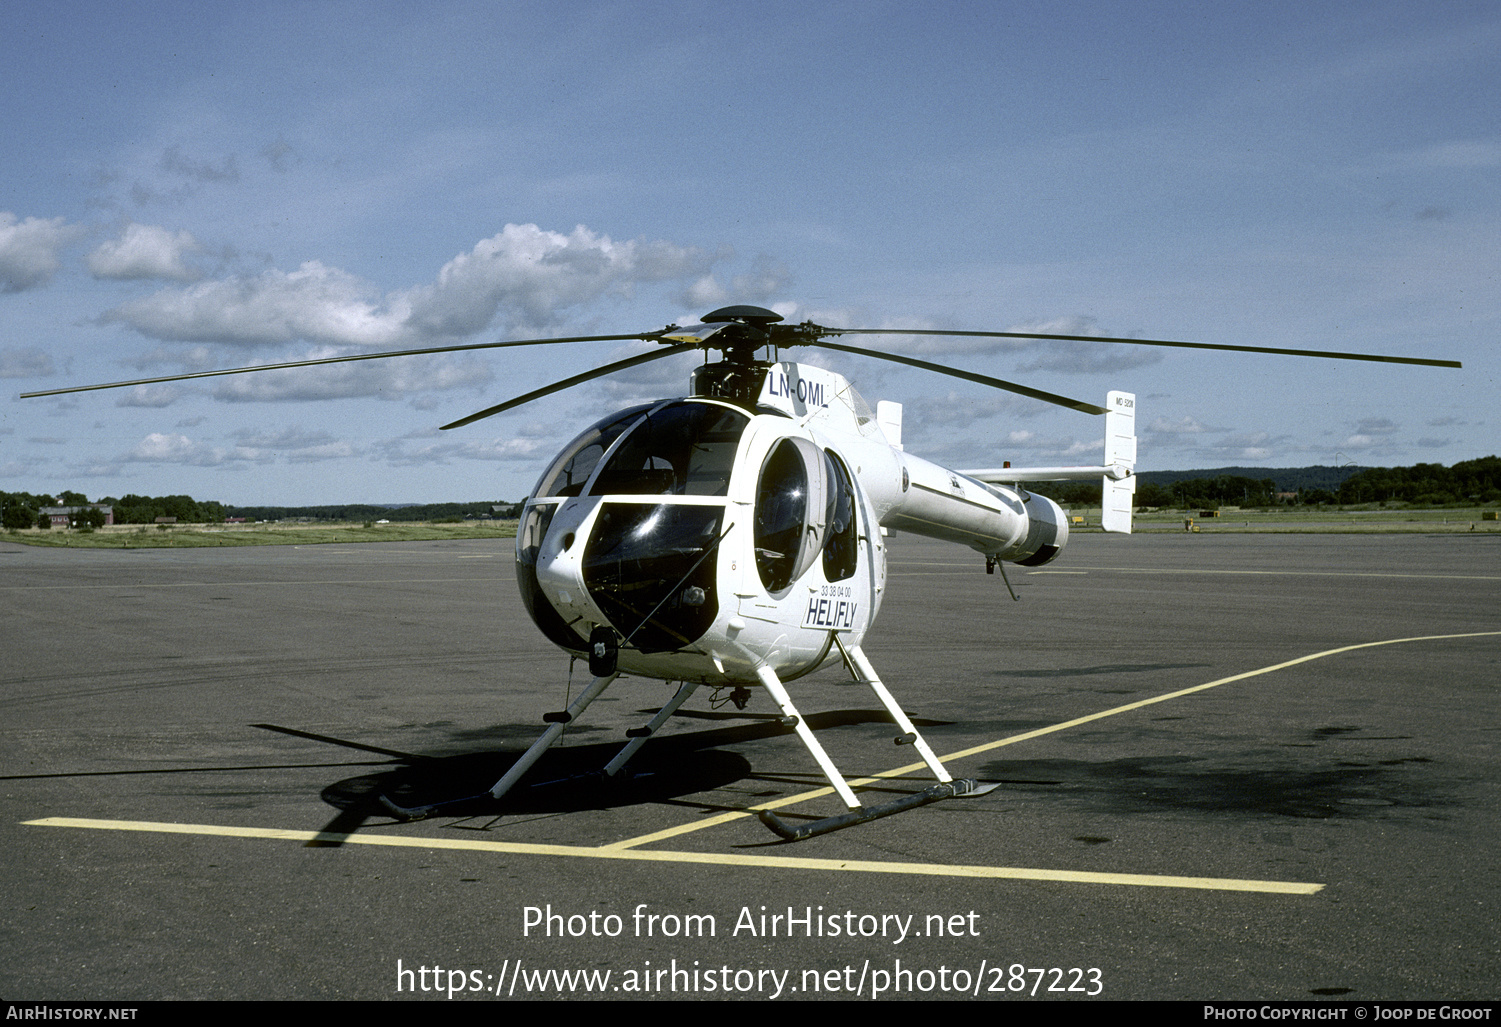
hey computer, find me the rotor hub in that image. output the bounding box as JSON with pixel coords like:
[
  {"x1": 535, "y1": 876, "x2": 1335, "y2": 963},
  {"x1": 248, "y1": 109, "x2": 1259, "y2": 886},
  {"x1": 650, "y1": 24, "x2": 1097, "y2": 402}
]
[{"x1": 700, "y1": 305, "x2": 784, "y2": 326}]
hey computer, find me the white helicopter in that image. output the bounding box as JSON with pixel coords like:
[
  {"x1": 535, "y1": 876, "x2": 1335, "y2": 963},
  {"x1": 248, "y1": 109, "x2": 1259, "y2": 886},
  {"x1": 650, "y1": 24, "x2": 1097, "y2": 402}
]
[{"x1": 23, "y1": 304, "x2": 1459, "y2": 838}]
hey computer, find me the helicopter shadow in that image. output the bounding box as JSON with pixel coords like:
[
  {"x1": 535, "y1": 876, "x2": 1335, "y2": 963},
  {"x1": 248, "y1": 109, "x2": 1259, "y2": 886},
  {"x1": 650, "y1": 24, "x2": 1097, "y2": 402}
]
[{"x1": 308, "y1": 707, "x2": 950, "y2": 843}]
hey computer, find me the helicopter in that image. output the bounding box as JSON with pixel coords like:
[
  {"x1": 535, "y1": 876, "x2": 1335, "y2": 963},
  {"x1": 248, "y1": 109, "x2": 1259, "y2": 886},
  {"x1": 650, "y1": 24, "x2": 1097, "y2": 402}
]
[{"x1": 22, "y1": 304, "x2": 1460, "y2": 839}]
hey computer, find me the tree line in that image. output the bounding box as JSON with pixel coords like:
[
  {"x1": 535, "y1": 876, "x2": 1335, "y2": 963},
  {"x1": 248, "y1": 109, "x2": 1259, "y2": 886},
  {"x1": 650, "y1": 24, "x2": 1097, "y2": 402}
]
[
  {"x1": 0, "y1": 490, "x2": 231, "y2": 529},
  {"x1": 224, "y1": 500, "x2": 523, "y2": 521},
  {"x1": 1, "y1": 490, "x2": 523, "y2": 529},
  {"x1": 1330, "y1": 457, "x2": 1501, "y2": 505},
  {"x1": 6, "y1": 457, "x2": 1496, "y2": 530},
  {"x1": 1024, "y1": 455, "x2": 1500, "y2": 510}
]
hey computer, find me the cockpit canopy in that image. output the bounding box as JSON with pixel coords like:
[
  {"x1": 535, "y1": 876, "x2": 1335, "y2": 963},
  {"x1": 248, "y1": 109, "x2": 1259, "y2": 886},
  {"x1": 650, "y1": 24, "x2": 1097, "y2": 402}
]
[
  {"x1": 533, "y1": 400, "x2": 750, "y2": 499},
  {"x1": 518, "y1": 397, "x2": 861, "y2": 657}
]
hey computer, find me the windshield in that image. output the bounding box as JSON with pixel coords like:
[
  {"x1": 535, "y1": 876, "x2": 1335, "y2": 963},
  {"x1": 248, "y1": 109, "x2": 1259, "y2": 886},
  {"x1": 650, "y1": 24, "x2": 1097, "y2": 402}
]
[
  {"x1": 532, "y1": 404, "x2": 653, "y2": 499},
  {"x1": 590, "y1": 401, "x2": 749, "y2": 497}
]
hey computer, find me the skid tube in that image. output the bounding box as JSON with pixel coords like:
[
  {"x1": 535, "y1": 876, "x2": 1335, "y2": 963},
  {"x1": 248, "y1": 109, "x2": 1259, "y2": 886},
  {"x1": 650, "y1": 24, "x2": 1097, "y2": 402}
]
[
  {"x1": 751, "y1": 641, "x2": 999, "y2": 840},
  {"x1": 757, "y1": 779, "x2": 999, "y2": 841}
]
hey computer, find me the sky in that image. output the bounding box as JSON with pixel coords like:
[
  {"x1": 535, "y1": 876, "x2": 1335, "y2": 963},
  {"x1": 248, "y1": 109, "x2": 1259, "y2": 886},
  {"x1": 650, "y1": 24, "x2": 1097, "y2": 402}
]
[{"x1": 2, "y1": 0, "x2": 1496, "y2": 506}]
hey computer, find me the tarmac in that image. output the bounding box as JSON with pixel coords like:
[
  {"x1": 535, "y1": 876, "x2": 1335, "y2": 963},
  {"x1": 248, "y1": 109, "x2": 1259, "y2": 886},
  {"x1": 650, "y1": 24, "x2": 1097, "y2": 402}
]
[{"x1": 2, "y1": 530, "x2": 1497, "y2": 1001}]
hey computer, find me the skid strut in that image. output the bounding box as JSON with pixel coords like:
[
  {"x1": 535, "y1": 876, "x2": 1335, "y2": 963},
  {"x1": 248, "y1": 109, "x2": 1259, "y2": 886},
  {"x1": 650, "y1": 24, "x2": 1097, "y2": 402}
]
[
  {"x1": 379, "y1": 671, "x2": 621, "y2": 821},
  {"x1": 603, "y1": 681, "x2": 699, "y2": 777},
  {"x1": 754, "y1": 641, "x2": 993, "y2": 840},
  {"x1": 484, "y1": 671, "x2": 620, "y2": 803}
]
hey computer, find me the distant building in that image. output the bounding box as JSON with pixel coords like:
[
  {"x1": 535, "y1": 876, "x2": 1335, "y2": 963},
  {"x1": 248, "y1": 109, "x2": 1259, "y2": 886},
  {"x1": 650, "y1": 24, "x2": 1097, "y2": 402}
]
[{"x1": 40, "y1": 505, "x2": 114, "y2": 527}]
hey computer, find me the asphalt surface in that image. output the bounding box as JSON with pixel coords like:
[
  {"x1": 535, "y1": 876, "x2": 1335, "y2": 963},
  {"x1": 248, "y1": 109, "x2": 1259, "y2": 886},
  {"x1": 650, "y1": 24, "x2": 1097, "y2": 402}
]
[{"x1": 2, "y1": 531, "x2": 1497, "y2": 1001}]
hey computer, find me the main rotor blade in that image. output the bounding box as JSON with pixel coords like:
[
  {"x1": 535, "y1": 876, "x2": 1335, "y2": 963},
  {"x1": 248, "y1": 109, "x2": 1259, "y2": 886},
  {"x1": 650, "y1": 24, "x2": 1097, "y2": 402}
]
[
  {"x1": 819, "y1": 327, "x2": 1462, "y2": 368},
  {"x1": 18, "y1": 331, "x2": 667, "y2": 400},
  {"x1": 808, "y1": 338, "x2": 1107, "y2": 415},
  {"x1": 440, "y1": 344, "x2": 698, "y2": 430}
]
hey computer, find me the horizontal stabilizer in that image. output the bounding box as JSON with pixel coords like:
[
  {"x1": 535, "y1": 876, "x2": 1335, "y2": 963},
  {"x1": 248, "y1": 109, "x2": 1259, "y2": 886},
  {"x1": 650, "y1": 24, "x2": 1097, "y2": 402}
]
[
  {"x1": 964, "y1": 463, "x2": 1131, "y2": 483},
  {"x1": 959, "y1": 391, "x2": 1137, "y2": 534}
]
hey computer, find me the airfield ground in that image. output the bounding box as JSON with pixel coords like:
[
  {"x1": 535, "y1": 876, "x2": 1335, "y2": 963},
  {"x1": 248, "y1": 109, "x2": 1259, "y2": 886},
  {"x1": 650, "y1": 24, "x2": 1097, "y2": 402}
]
[{"x1": 1, "y1": 531, "x2": 1497, "y2": 1001}]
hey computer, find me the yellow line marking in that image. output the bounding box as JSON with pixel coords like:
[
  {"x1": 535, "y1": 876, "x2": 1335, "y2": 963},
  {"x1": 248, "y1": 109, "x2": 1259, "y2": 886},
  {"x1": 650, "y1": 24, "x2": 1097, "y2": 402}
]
[
  {"x1": 25, "y1": 632, "x2": 1496, "y2": 895},
  {"x1": 22, "y1": 817, "x2": 1320, "y2": 894},
  {"x1": 900, "y1": 565, "x2": 1499, "y2": 582},
  {"x1": 1107, "y1": 567, "x2": 1500, "y2": 582},
  {"x1": 937, "y1": 630, "x2": 1501, "y2": 764},
  {"x1": 607, "y1": 630, "x2": 1501, "y2": 848}
]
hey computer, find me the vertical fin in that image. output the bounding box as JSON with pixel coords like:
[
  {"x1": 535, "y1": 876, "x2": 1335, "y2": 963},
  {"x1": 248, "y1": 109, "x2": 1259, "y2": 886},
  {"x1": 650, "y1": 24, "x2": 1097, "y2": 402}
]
[{"x1": 1101, "y1": 391, "x2": 1136, "y2": 534}]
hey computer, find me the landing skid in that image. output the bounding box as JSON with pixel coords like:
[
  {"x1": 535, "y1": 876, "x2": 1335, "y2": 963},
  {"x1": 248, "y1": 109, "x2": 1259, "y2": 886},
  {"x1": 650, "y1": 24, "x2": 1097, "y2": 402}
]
[
  {"x1": 758, "y1": 779, "x2": 999, "y2": 841},
  {"x1": 751, "y1": 639, "x2": 986, "y2": 839},
  {"x1": 380, "y1": 643, "x2": 984, "y2": 840}
]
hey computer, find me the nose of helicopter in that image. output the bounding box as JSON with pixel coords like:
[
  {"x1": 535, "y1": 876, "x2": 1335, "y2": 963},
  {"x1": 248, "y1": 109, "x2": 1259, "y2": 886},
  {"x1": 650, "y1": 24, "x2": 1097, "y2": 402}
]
[
  {"x1": 527, "y1": 497, "x2": 726, "y2": 656},
  {"x1": 527, "y1": 498, "x2": 598, "y2": 635}
]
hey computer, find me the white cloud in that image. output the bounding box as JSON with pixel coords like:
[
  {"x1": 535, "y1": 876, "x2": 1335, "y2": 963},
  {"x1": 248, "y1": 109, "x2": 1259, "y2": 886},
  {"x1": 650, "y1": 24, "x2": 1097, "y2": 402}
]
[
  {"x1": 115, "y1": 384, "x2": 185, "y2": 408},
  {"x1": 102, "y1": 261, "x2": 409, "y2": 347},
  {"x1": 99, "y1": 224, "x2": 722, "y2": 352},
  {"x1": 0, "y1": 213, "x2": 84, "y2": 292},
  {"x1": 88, "y1": 223, "x2": 201, "y2": 282},
  {"x1": 121, "y1": 427, "x2": 360, "y2": 467},
  {"x1": 230, "y1": 427, "x2": 360, "y2": 463},
  {"x1": 902, "y1": 390, "x2": 1039, "y2": 434},
  {"x1": 811, "y1": 314, "x2": 1163, "y2": 375},
  {"x1": 679, "y1": 274, "x2": 728, "y2": 308},
  {"x1": 1015, "y1": 341, "x2": 1164, "y2": 375},
  {"x1": 1201, "y1": 431, "x2": 1283, "y2": 462},
  {"x1": 211, "y1": 351, "x2": 494, "y2": 402},
  {"x1": 730, "y1": 258, "x2": 792, "y2": 303},
  {"x1": 1147, "y1": 415, "x2": 1213, "y2": 435},
  {"x1": 124, "y1": 432, "x2": 244, "y2": 467},
  {"x1": 673, "y1": 257, "x2": 790, "y2": 310},
  {"x1": 596, "y1": 343, "x2": 700, "y2": 403},
  {"x1": 402, "y1": 223, "x2": 720, "y2": 335},
  {"x1": 374, "y1": 434, "x2": 552, "y2": 467}
]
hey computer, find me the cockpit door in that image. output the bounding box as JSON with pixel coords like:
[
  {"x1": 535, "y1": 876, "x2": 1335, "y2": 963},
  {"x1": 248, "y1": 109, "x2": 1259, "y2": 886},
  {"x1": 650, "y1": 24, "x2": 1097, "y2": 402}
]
[{"x1": 752, "y1": 435, "x2": 829, "y2": 594}]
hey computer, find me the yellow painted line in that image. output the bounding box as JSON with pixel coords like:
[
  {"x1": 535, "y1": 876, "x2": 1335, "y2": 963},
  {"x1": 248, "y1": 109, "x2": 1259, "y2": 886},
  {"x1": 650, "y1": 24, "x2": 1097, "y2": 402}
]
[
  {"x1": 26, "y1": 632, "x2": 1495, "y2": 895},
  {"x1": 902, "y1": 567, "x2": 1500, "y2": 581},
  {"x1": 599, "y1": 784, "x2": 884, "y2": 850},
  {"x1": 608, "y1": 629, "x2": 1501, "y2": 848},
  {"x1": 1108, "y1": 567, "x2": 1501, "y2": 582},
  {"x1": 22, "y1": 817, "x2": 1320, "y2": 894},
  {"x1": 936, "y1": 630, "x2": 1501, "y2": 765}
]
